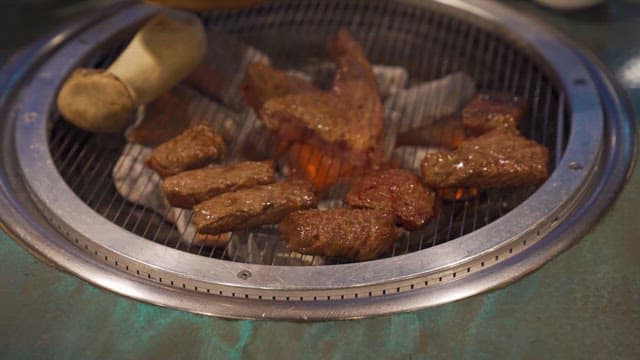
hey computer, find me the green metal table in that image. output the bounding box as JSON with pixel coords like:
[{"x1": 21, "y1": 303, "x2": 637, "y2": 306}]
[{"x1": 1, "y1": 1, "x2": 638, "y2": 358}]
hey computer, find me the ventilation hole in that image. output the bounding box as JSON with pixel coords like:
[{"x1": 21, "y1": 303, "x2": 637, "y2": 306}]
[
  {"x1": 207, "y1": 289, "x2": 210, "y2": 293},
  {"x1": 481, "y1": 262, "x2": 485, "y2": 267},
  {"x1": 553, "y1": 216, "x2": 559, "y2": 223},
  {"x1": 245, "y1": 294, "x2": 249, "y2": 299},
  {"x1": 125, "y1": 265, "x2": 129, "y2": 271},
  {"x1": 285, "y1": 296, "x2": 290, "y2": 300},
  {"x1": 221, "y1": 291, "x2": 224, "y2": 296},
  {"x1": 509, "y1": 248, "x2": 513, "y2": 254},
  {"x1": 495, "y1": 255, "x2": 499, "y2": 261},
  {"x1": 258, "y1": 295, "x2": 262, "y2": 299},
  {"x1": 327, "y1": 296, "x2": 331, "y2": 300},
  {"x1": 355, "y1": 293, "x2": 359, "y2": 298},
  {"x1": 232, "y1": 293, "x2": 236, "y2": 297},
  {"x1": 424, "y1": 281, "x2": 428, "y2": 286},
  {"x1": 170, "y1": 280, "x2": 174, "y2": 285},
  {"x1": 272, "y1": 296, "x2": 276, "y2": 300},
  {"x1": 104, "y1": 255, "x2": 108, "y2": 261},
  {"x1": 299, "y1": 297, "x2": 303, "y2": 301},
  {"x1": 467, "y1": 267, "x2": 471, "y2": 273},
  {"x1": 195, "y1": 286, "x2": 198, "y2": 291},
  {"x1": 313, "y1": 296, "x2": 317, "y2": 301},
  {"x1": 369, "y1": 291, "x2": 374, "y2": 295},
  {"x1": 383, "y1": 289, "x2": 387, "y2": 295},
  {"x1": 439, "y1": 277, "x2": 442, "y2": 282},
  {"x1": 147, "y1": 274, "x2": 151, "y2": 279},
  {"x1": 115, "y1": 261, "x2": 118, "y2": 267},
  {"x1": 136, "y1": 270, "x2": 140, "y2": 275},
  {"x1": 182, "y1": 284, "x2": 186, "y2": 289},
  {"x1": 524, "y1": 239, "x2": 528, "y2": 246},
  {"x1": 453, "y1": 272, "x2": 457, "y2": 278}
]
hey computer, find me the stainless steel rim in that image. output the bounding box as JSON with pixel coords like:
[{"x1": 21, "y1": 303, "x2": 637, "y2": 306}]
[{"x1": 0, "y1": 0, "x2": 634, "y2": 320}]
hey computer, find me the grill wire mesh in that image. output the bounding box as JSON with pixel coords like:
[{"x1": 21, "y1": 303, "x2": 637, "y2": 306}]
[{"x1": 49, "y1": 0, "x2": 569, "y2": 265}]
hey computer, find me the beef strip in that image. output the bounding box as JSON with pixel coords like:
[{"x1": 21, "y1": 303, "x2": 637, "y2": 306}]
[
  {"x1": 146, "y1": 124, "x2": 226, "y2": 178},
  {"x1": 345, "y1": 169, "x2": 436, "y2": 230},
  {"x1": 462, "y1": 93, "x2": 527, "y2": 136},
  {"x1": 161, "y1": 161, "x2": 275, "y2": 208},
  {"x1": 259, "y1": 29, "x2": 384, "y2": 167},
  {"x1": 193, "y1": 180, "x2": 317, "y2": 235},
  {"x1": 421, "y1": 130, "x2": 549, "y2": 189},
  {"x1": 241, "y1": 62, "x2": 315, "y2": 112},
  {"x1": 396, "y1": 115, "x2": 466, "y2": 149},
  {"x1": 280, "y1": 208, "x2": 399, "y2": 261}
]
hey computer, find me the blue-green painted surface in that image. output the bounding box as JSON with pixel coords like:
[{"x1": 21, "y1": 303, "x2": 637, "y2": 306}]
[{"x1": 1, "y1": 1, "x2": 639, "y2": 358}]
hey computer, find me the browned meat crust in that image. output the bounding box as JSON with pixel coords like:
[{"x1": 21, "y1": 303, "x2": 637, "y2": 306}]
[
  {"x1": 161, "y1": 161, "x2": 275, "y2": 208},
  {"x1": 193, "y1": 180, "x2": 317, "y2": 235},
  {"x1": 345, "y1": 169, "x2": 436, "y2": 230},
  {"x1": 259, "y1": 29, "x2": 384, "y2": 167},
  {"x1": 396, "y1": 115, "x2": 466, "y2": 149},
  {"x1": 280, "y1": 208, "x2": 399, "y2": 261},
  {"x1": 241, "y1": 62, "x2": 315, "y2": 112},
  {"x1": 145, "y1": 124, "x2": 226, "y2": 178},
  {"x1": 421, "y1": 130, "x2": 549, "y2": 189},
  {"x1": 462, "y1": 94, "x2": 527, "y2": 136}
]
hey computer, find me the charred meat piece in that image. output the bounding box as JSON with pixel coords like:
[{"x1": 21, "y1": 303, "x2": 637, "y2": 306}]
[
  {"x1": 462, "y1": 93, "x2": 527, "y2": 136},
  {"x1": 161, "y1": 161, "x2": 275, "y2": 208},
  {"x1": 146, "y1": 124, "x2": 226, "y2": 178},
  {"x1": 241, "y1": 62, "x2": 315, "y2": 112},
  {"x1": 345, "y1": 169, "x2": 436, "y2": 230},
  {"x1": 260, "y1": 29, "x2": 384, "y2": 167},
  {"x1": 280, "y1": 208, "x2": 399, "y2": 261},
  {"x1": 421, "y1": 130, "x2": 549, "y2": 189},
  {"x1": 396, "y1": 115, "x2": 466, "y2": 149},
  {"x1": 193, "y1": 180, "x2": 317, "y2": 235}
]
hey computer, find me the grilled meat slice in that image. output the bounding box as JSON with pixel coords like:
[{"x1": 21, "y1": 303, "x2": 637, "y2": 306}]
[
  {"x1": 193, "y1": 180, "x2": 317, "y2": 235},
  {"x1": 421, "y1": 130, "x2": 549, "y2": 189},
  {"x1": 280, "y1": 208, "x2": 399, "y2": 261},
  {"x1": 345, "y1": 169, "x2": 436, "y2": 230},
  {"x1": 396, "y1": 115, "x2": 466, "y2": 149},
  {"x1": 260, "y1": 29, "x2": 384, "y2": 167},
  {"x1": 161, "y1": 161, "x2": 275, "y2": 208},
  {"x1": 241, "y1": 62, "x2": 315, "y2": 112},
  {"x1": 146, "y1": 124, "x2": 226, "y2": 178},
  {"x1": 462, "y1": 93, "x2": 527, "y2": 136}
]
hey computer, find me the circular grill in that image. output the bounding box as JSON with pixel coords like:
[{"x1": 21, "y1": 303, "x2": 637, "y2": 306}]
[{"x1": 0, "y1": 0, "x2": 633, "y2": 320}]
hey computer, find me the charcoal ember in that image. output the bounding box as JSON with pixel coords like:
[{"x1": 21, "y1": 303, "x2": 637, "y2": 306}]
[
  {"x1": 299, "y1": 61, "x2": 409, "y2": 98},
  {"x1": 127, "y1": 85, "x2": 239, "y2": 147},
  {"x1": 385, "y1": 72, "x2": 476, "y2": 134},
  {"x1": 185, "y1": 28, "x2": 271, "y2": 111}
]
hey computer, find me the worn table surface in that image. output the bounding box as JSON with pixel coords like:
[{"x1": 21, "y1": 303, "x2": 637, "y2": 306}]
[{"x1": 1, "y1": 1, "x2": 639, "y2": 358}]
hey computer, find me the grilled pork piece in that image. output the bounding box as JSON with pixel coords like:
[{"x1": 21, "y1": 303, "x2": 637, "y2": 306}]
[
  {"x1": 260, "y1": 29, "x2": 384, "y2": 167},
  {"x1": 421, "y1": 130, "x2": 549, "y2": 190},
  {"x1": 146, "y1": 124, "x2": 226, "y2": 178},
  {"x1": 161, "y1": 161, "x2": 275, "y2": 208},
  {"x1": 241, "y1": 62, "x2": 315, "y2": 112},
  {"x1": 396, "y1": 115, "x2": 466, "y2": 149},
  {"x1": 462, "y1": 93, "x2": 527, "y2": 136},
  {"x1": 280, "y1": 208, "x2": 399, "y2": 261},
  {"x1": 193, "y1": 180, "x2": 317, "y2": 235},
  {"x1": 345, "y1": 169, "x2": 436, "y2": 230}
]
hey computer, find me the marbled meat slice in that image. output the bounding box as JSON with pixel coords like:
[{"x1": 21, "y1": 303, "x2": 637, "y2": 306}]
[
  {"x1": 193, "y1": 180, "x2": 317, "y2": 235},
  {"x1": 462, "y1": 93, "x2": 527, "y2": 136},
  {"x1": 241, "y1": 62, "x2": 315, "y2": 112},
  {"x1": 259, "y1": 29, "x2": 384, "y2": 167},
  {"x1": 161, "y1": 161, "x2": 275, "y2": 208},
  {"x1": 280, "y1": 208, "x2": 399, "y2": 261},
  {"x1": 345, "y1": 169, "x2": 436, "y2": 230},
  {"x1": 421, "y1": 130, "x2": 549, "y2": 189},
  {"x1": 146, "y1": 124, "x2": 226, "y2": 178}
]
